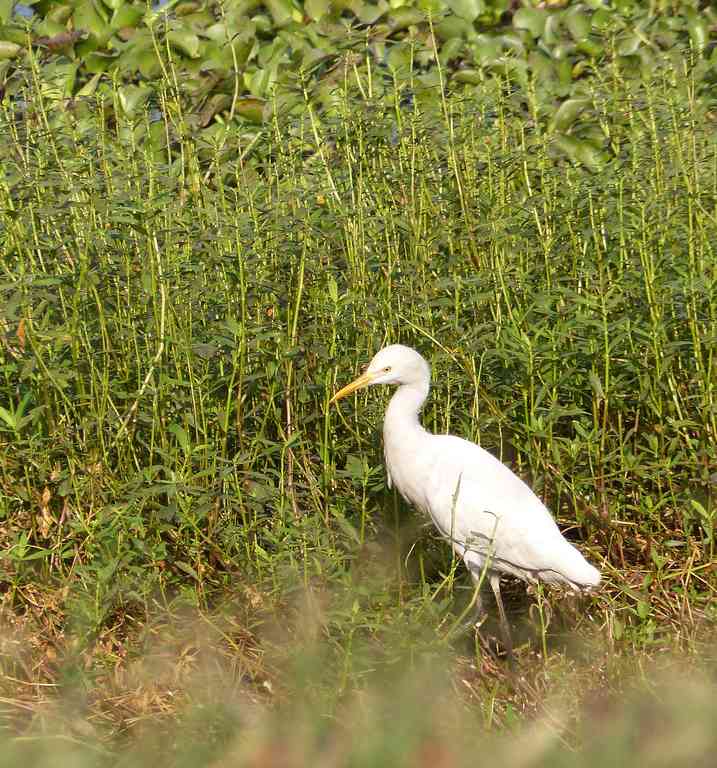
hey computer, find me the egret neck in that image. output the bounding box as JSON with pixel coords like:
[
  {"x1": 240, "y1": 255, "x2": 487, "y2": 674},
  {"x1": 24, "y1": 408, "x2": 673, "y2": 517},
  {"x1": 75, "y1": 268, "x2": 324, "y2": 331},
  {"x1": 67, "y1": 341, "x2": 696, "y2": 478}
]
[{"x1": 382, "y1": 369, "x2": 430, "y2": 501}]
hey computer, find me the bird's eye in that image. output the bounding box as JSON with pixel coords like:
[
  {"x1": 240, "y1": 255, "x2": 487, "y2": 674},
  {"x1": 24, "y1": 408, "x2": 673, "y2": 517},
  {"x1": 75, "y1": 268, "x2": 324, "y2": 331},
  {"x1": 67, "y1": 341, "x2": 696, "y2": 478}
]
[{"x1": 384, "y1": 366, "x2": 391, "y2": 372}]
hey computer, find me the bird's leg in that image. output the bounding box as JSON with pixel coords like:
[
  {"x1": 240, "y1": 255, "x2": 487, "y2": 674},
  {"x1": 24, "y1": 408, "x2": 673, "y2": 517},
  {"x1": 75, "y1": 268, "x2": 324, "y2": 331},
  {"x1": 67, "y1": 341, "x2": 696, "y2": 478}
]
[{"x1": 489, "y1": 573, "x2": 514, "y2": 660}]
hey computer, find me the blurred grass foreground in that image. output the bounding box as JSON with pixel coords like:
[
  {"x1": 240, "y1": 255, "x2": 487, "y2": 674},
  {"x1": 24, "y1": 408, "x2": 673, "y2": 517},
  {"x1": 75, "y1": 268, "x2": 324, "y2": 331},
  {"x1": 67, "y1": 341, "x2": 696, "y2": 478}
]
[{"x1": 1, "y1": 0, "x2": 717, "y2": 764}]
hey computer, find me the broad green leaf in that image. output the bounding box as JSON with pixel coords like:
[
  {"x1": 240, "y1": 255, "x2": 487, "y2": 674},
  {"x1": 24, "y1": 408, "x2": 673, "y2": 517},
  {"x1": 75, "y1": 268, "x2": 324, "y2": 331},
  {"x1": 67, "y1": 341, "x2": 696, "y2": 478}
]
[
  {"x1": 388, "y1": 7, "x2": 423, "y2": 32},
  {"x1": 135, "y1": 46, "x2": 161, "y2": 78},
  {"x1": 198, "y1": 92, "x2": 232, "y2": 126},
  {"x1": 234, "y1": 95, "x2": 265, "y2": 123},
  {"x1": 0, "y1": 0, "x2": 12, "y2": 24},
  {"x1": 528, "y1": 50, "x2": 555, "y2": 82},
  {"x1": 434, "y1": 15, "x2": 474, "y2": 41},
  {"x1": 175, "y1": 1, "x2": 200, "y2": 15},
  {"x1": 84, "y1": 49, "x2": 115, "y2": 72},
  {"x1": 564, "y1": 7, "x2": 591, "y2": 40},
  {"x1": 554, "y1": 134, "x2": 604, "y2": 171},
  {"x1": 440, "y1": 36, "x2": 463, "y2": 64},
  {"x1": 387, "y1": 40, "x2": 412, "y2": 74},
  {"x1": 110, "y1": 3, "x2": 143, "y2": 30},
  {"x1": 327, "y1": 276, "x2": 338, "y2": 304},
  {"x1": 513, "y1": 7, "x2": 545, "y2": 38},
  {"x1": 616, "y1": 31, "x2": 640, "y2": 56},
  {"x1": 264, "y1": 0, "x2": 298, "y2": 26},
  {"x1": 452, "y1": 68, "x2": 481, "y2": 85},
  {"x1": 550, "y1": 97, "x2": 590, "y2": 132},
  {"x1": 686, "y1": 12, "x2": 707, "y2": 54},
  {"x1": 305, "y1": 0, "x2": 330, "y2": 21},
  {"x1": 576, "y1": 38, "x2": 603, "y2": 57},
  {"x1": 416, "y1": 0, "x2": 441, "y2": 13},
  {"x1": 76, "y1": 70, "x2": 101, "y2": 96},
  {"x1": 168, "y1": 423, "x2": 191, "y2": 455},
  {"x1": 174, "y1": 560, "x2": 199, "y2": 580},
  {"x1": 0, "y1": 405, "x2": 17, "y2": 430},
  {"x1": 118, "y1": 83, "x2": 152, "y2": 116},
  {"x1": 470, "y1": 34, "x2": 501, "y2": 65},
  {"x1": 35, "y1": 17, "x2": 67, "y2": 37},
  {"x1": 0, "y1": 24, "x2": 26, "y2": 44},
  {"x1": 167, "y1": 28, "x2": 200, "y2": 58},
  {"x1": 47, "y1": 4, "x2": 72, "y2": 23},
  {"x1": 446, "y1": 0, "x2": 482, "y2": 23},
  {"x1": 355, "y1": 1, "x2": 385, "y2": 24},
  {"x1": 591, "y1": 7, "x2": 612, "y2": 28},
  {"x1": 542, "y1": 13, "x2": 560, "y2": 46},
  {"x1": 0, "y1": 39, "x2": 21, "y2": 58},
  {"x1": 73, "y1": 0, "x2": 110, "y2": 44}
]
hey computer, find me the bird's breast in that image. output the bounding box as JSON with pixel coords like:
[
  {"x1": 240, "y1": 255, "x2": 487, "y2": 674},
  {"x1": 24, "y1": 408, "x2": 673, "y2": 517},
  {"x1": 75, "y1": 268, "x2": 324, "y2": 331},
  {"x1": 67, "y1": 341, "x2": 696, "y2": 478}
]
[{"x1": 383, "y1": 437, "x2": 432, "y2": 514}]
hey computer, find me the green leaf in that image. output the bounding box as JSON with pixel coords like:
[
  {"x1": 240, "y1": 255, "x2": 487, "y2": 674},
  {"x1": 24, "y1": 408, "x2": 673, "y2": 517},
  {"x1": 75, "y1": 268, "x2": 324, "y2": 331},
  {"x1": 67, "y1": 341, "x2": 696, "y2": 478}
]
[
  {"x1": 167, "y1": 28, "x2": 200, "y2": 58},
  {"x1": 554, "y1": 134, "x2": 604, "y2": 171},
  {"x1": 42, "y1": 60, "x2": 78, "y2": 97},
  {"x1": 35, "y1": 18, "x2": 67, "y2": 37},
  {"x1": 168, "y1": 423, "x2": 191, "y2": 455},
  {"x1": 564, "y1": 7, "x2": 592, "y2": 40},
  {"x1": 355, "y1": 1, "x2": 384, "y2": 24},
  {"x1": 174, "y1": 560, "x2": 200, "y2": 580},
  {"x1": 616, "y1": 31, "x2": 640, "y2": 57},
  {"x1": 0, "y1": 0, "x2": 12, "y2": 24},
  {"x1": 452, "y1": 68, "x2": 481, "y2": 85},
  {"x1": 47, "y1": 4, "x2": 72, "y2": 24},
  {"x1": 110, "y1": 3, "x2": 143, "y2": 30},
  {"x1": 388, "y1": 7, "x2": 423, "y2": 32},
  {"x1": 387, "y1": 40, "x2": 413, "y2": 74},
  {"x1": 234, "y1": 96, "x2": 265, "y2": 123},
  {"x1": 305, "y1": 0, "x2": 330, "y2": 21},
  {"x1": 76, "y1": 71, "x2": 101, "y2": 96},
  {"x1": 446, "y1": 0, "x2": 482, "y2": 23},
  {"x1": 550, "y1": 97, "x2": 590, "y2": 132},
  {"x1": 434, "y1": 15, "x2": 474, "y2": 41},
  {"x1": 588, "y1": 371, "x2": 605, "y2": 401},
  {"x1": 327, "y1": 276, "x2": 338, "y2": 303},
  {"x1": 118, "y1": 84, "x2": 153, "y2": 116},
  {"x1": 513, "y1": 7, "x2": 546, "y2": 38},
  {"x1": 84, "y1": 50, "x2": 116, "y2": 72},
  {"x1": 264, "y1": 0, "x2": 300, "y2": 26},
  {"x1": 0, "y1": 405, "x2": 17, "y2": 430},
  {"x1": 198, "y1": 92, "x2": 232, "y2": 126},
  {"x1": 0, "y1": 24, "x2": 26, "y2": 44},
  {"x1": 686, "y1": 12, "x2": 707, "y2": 54},
  {"x1": 135, "y1": 46, "x2": 161, "y2": 78},
  {"x1": 0, "y1": 40, "x2": 21, "y2": 58},
  {"x1": 440, "y1": 35, "x2": 463, "y2": 64},
  {"x1": 73, "y1": 0, "x2": 110, "y2": 44}
]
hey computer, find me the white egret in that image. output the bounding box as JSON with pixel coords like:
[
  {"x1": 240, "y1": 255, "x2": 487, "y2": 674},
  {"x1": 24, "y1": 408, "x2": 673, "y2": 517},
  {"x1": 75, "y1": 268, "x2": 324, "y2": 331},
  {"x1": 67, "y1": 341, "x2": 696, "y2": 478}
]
[{"x1": 330, "y1": 344, "x2": 600, "y2": 655}]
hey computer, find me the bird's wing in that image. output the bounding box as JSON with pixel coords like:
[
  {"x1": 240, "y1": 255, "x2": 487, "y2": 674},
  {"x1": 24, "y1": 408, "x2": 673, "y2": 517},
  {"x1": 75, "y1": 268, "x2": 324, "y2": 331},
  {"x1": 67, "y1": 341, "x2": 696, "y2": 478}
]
[{"x1": 421, "y1": 435, "x2": 586, "y2": 582}]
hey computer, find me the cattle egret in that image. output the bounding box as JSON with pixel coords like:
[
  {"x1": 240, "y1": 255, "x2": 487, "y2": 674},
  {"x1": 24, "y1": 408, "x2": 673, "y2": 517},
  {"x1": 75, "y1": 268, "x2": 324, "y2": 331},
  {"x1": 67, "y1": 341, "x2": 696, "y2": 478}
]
[{"x1": 330, "y1": 344, "x2": 600, "y2": 656}]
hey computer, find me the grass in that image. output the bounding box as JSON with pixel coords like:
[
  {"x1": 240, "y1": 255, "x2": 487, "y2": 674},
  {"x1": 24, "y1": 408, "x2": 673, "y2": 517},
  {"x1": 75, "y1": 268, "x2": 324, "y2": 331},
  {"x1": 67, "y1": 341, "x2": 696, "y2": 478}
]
[{"x1": 0, "y1": 37, "x2": 716, "y2": 764}]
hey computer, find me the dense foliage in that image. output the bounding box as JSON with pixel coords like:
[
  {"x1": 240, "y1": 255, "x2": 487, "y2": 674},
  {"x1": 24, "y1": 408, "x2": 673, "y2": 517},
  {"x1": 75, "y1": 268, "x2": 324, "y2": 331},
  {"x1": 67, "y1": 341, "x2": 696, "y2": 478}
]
[{"x1": 0, "y1": 0, "x2": 716, "y2": 764}]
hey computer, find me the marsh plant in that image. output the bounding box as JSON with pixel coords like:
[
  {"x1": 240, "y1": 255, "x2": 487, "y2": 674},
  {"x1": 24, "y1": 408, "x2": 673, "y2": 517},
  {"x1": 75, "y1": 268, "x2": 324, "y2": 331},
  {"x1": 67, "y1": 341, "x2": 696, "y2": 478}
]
[{"x1": 1, "y1": 1, "x2": 716, "y2": 763}]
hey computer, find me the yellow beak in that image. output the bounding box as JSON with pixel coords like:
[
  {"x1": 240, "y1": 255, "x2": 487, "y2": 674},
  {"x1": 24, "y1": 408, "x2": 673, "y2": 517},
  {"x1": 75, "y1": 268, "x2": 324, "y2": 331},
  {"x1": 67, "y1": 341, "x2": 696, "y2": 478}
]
[{"x1": 329, "y1": 371, "x2": 376, "y2": 404}]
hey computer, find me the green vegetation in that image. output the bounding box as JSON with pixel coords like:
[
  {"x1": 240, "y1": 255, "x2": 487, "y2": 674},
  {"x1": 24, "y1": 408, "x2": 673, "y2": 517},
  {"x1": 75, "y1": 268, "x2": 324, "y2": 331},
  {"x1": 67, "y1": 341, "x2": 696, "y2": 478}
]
[{"x1": 1, "y1": 0, "x2": 716, "y2": 764}]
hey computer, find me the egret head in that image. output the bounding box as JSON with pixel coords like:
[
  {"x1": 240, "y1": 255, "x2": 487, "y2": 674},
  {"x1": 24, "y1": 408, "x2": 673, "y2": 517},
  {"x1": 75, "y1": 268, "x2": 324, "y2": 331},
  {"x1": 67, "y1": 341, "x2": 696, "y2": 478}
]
[{"x1": 330, "y1": 345, "x2": 430, "y2": 403}]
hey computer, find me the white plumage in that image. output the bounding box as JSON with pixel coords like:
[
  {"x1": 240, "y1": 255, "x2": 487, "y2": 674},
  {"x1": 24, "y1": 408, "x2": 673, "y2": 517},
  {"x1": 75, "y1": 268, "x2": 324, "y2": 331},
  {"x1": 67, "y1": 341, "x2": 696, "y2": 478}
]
[{"x1": 331, "y1": 344, "x2": 600, "y2": 654}]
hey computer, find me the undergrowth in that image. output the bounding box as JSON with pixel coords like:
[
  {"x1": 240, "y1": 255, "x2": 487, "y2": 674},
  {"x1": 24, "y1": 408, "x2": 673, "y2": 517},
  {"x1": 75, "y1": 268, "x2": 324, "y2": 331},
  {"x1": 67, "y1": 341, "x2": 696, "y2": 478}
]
[{"x1": 0, "y1": 37, "x2": 716, "y2": 764}]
